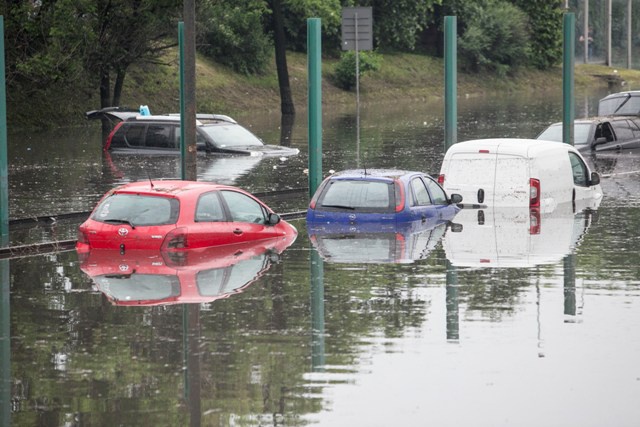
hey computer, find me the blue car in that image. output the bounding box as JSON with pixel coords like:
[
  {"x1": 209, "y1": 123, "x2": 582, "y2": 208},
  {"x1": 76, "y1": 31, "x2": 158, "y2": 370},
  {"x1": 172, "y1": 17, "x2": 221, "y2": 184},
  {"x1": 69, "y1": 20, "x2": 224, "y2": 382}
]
[{"x1": 306, "y1": 169, "x2": 462, "y2": 226}]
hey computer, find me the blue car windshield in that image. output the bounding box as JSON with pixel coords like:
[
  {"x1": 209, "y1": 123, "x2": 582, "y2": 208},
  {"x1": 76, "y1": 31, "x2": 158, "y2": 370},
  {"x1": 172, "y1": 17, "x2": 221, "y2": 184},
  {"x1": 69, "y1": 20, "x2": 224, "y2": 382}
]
[
  {"x1": 199, "y1": 123, "x2": 263, "y2": 148},
  {"x1": 319, "y1": 180, "x2": 394, "y2": 212},
  {"x1": 92, "y1": 194, "x2": 179, "y2": 226}
]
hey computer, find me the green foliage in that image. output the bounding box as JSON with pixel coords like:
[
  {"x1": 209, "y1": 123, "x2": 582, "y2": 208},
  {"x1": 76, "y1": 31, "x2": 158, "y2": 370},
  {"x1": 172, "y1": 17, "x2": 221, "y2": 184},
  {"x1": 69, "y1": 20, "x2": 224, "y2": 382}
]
[
  {"x1": 455, "y1": 0, "x2": 531, "y2": 76},
  {"x1": 354, "y1": 0, "x2": 443, "y2": 51},
  {"x1": 281, "y1": 0, "x2": 342, "y2": 52},
  {"x1": 512, "y1": 0, "x2": 563, "y2": 70},
  {"x1": 332, "y1": 50, "x2": 382, "y2": 90},
  {"x1": 197, "y1": 0, "x2": 273, "y2": 75}
]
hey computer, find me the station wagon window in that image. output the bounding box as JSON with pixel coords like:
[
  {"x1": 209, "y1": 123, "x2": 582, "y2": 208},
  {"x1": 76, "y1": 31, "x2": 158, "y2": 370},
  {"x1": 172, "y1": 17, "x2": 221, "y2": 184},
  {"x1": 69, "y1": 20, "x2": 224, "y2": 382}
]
[
  {"x1": 220, "y1": 190, "x2": 266, "y2": 224},
  {"x1": 411, "y1": 178, "x2": 432, "y2": 206},
  {"x1": 195, "y1": 192, "x2": 226, "y2": 222},
  {"x1": 123, "y1": 124, "x2": 146, "y2": 147},
  {"x1": 146, "y1": 124, "x2": 175, "y2": 148},
  {"x1": 568, "y1": 152, "x2": 589, "y2": 187},
  {"x1": 92, "y1": 194, "x2": 179, "y2": 226},
  {"x1": 424, "y1": 177, "x2": 449, "y2": 205}
]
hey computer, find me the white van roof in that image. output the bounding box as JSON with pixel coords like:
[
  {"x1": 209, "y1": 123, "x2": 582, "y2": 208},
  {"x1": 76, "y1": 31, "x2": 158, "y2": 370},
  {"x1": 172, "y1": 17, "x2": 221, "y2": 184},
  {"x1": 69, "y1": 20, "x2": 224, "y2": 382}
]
[{"x1": 446, "y1": 138, "x2": 578, "y2": 158}]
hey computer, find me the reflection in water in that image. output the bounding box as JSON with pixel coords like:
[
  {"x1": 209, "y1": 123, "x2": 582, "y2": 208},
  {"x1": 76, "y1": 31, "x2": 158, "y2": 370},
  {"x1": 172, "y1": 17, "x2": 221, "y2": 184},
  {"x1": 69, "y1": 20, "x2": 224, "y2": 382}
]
[
  {"x1": 80, "y1": 236, "x2": 296, "y2": 306},
  {"x1": 308, "y1": 218, "x2": 450, "y2": 264},
  {"x1": 1, "y1": 259, "x2": 9, "y2": 427},
  {"x1": 444, "y1": 203, "x2": 599, "y2": 268}
]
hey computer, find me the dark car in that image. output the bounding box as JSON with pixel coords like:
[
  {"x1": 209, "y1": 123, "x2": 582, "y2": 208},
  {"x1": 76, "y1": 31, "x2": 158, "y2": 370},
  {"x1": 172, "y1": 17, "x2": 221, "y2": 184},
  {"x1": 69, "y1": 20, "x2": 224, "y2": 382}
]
[
  {"x1": 598, "y1": 90, "x2": 640, "y2": 116},
  {"x1": 86, "y1": 107, "x2": 299, "y2": 157},
  {"x1": 536, "y1": 116, "x2": 640, "y2": 152},
  {"x1": 306, "y1": 169, "x2": 462, "y2": 226}
]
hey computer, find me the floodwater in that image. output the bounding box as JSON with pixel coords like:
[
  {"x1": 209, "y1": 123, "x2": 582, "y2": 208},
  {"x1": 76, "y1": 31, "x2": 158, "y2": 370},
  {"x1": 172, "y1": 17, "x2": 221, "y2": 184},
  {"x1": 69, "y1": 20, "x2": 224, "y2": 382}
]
[{"x1": 3, "y1": 87, "x2": 640, "y2": 426}]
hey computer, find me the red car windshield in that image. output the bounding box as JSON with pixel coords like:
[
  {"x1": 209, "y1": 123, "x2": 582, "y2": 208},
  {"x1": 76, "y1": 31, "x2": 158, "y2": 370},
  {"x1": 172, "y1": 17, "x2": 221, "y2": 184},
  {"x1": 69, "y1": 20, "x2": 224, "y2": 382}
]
[{"x1": 91, "y1": 194, "x2": 180, "y2": 226}]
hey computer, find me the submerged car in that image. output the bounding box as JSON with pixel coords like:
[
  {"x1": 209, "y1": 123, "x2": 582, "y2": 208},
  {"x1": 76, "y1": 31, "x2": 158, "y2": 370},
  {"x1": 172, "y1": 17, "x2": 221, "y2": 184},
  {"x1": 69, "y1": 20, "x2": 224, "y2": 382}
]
[
  {"x1": 598, "y1": 90, "x2": 640, "y2": 116},
  {"x1": 439, "y1": 139, "x2": 602, "y2": 211},
  {"x1": 307, "y1": 169, "x2": 462, "y2": 227},
  {"x1": 76, "y1": 180, "x2": 298, "y2": 252},
  {"x1": 79, "y1": 236, "x2": 295, "y2": 306},
  {"x1": 86, "y1": 107, "x2": 299, "y2": 157},
  {"x1": 536, "y1": 116, "x2": 640, "y2": 152}
]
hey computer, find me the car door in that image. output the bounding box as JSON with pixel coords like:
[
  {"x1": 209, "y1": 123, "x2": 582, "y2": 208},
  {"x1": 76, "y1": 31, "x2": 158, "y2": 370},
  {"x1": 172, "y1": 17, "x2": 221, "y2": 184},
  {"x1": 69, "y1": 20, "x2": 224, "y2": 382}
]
[
  {"x1": 568, "y1": 151, "x2": 598, "y2": 201},
  {"x1": 219, "y1": 190, "x2": 283, "y2": 242},
  {"x1": 186, "y1": 191, "x2": 236, "y2": 247}
]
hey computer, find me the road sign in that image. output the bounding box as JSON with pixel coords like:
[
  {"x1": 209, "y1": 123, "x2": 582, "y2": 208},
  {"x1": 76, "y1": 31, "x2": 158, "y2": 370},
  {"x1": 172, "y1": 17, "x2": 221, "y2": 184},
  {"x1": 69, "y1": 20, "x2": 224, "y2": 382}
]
[{"x1": 341, "y1": 7, "x2": 373, "y2": 51}]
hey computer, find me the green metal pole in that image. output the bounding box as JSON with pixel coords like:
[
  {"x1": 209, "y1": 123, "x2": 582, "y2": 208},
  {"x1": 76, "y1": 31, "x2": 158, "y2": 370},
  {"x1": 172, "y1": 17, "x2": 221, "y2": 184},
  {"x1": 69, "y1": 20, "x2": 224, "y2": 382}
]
[
  {"x1": 179, "y1": 22, "x2": 187, "y2": 180},
  {"x1": 307, "y1": 18, "x2": 322, "y2": 198},
  {"x1": 563, "y1": 13, "x2": 575, "y2": 146},
  {"x1": 0, "y1": 259, "x2": 9, "y2": 427},
  {"x1": 310, "y1": 249, "x2": 325, "y2": 371},
  {"x1": 444, "y1": 16, "x2": 457, "y2": 151},
  {"x1": 0, "y1": 16, "x2": 9, "y2": 243},
  {"x1": 445, "y1": 260, "x2": 459, "y2": 342}
]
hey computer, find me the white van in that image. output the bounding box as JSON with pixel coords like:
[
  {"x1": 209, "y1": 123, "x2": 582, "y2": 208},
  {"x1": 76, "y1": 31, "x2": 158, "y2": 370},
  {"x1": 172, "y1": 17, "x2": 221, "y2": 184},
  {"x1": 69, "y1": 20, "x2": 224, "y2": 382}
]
[{"x1": 438, "y1": 138, "x2": 603, "y2": 211}]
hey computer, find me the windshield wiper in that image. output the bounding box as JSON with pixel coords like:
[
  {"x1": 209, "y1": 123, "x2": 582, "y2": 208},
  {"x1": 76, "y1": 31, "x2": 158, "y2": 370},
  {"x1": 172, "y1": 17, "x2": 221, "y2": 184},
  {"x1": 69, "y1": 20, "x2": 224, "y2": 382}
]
[
  {"x1": 321, "y1": 204, "x2": 355, "y2": 210},
  {"x1": 103, "y1": 219, "x2": 136, "y2": 229}
]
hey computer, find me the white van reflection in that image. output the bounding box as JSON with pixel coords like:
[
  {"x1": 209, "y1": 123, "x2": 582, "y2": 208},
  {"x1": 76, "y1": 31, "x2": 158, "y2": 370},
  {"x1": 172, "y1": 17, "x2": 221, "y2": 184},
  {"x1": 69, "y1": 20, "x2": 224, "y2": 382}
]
[
  {"x1": 79, "y1": 235, "x2": 295, "y2": 306},
  {"x1": 308, "y1": 217, "x2": 449, "y2": 264},
  {"x1": 443, "y1": 201, "x2": 600, "y2": 268}
]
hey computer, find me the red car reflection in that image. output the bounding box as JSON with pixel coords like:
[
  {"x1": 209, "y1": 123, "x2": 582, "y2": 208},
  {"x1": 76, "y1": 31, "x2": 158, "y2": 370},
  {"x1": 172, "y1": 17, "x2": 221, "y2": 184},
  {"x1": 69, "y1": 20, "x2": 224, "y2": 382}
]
[
  {"x1": 76, "y1": 180, "x2": 297, "y2": 252},
  {"x1": 79, "y1": 234, "x2": 296, "y2": 306}
]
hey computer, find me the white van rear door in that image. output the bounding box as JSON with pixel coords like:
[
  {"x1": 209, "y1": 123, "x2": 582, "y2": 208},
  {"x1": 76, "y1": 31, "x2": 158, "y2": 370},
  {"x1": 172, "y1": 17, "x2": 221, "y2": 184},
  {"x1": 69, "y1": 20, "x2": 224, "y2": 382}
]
[
  {"x1": 493, "y1": 155, "x2": 529, "y2": 207},
  {"x1": 444, "y1": 152, "x2": 497, "y2": 205}
]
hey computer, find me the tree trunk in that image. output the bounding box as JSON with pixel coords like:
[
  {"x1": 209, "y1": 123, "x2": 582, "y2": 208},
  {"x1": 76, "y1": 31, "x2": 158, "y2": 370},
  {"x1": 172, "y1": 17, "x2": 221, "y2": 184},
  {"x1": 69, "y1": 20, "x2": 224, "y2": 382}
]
[
  {"x1": 99, "y1": 68, "x2": 112, "y2": 148},
  {"x1": 113, "y1": 68, "x2": 126, "y2": 107},
  {"x1": 271, "y1": 0, "x2": 295, "y2": 115}
]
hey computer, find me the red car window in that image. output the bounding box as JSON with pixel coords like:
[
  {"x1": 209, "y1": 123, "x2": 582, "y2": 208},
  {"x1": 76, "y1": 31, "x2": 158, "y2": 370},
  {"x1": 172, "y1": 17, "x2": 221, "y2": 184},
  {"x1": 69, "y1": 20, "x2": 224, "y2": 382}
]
[{"x1": 92, "y1": 194, "x2": 179, "y2": 226}]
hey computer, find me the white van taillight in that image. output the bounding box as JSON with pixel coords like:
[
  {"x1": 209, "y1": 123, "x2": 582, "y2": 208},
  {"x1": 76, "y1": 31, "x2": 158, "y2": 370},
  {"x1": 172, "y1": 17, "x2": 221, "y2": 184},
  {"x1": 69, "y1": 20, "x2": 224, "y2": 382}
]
[
  {"x1": 529, "y1": 178, "x2": 541, "y2": 208},
  {"x1": 394, "y1": 180, "x2": 405, "y2": 212},
  {"x1": 437, "y1": 174, "x2": 445, "y2": 185},
  {"x1": 104, "y1": 122, "x2": 124, "y2": 151},
  {"x1": 529, "y1": 209, "x2": 541, "y2": 235},
  {"x1": 162, "y1": 227, "x2": 188, "y2": 250}
]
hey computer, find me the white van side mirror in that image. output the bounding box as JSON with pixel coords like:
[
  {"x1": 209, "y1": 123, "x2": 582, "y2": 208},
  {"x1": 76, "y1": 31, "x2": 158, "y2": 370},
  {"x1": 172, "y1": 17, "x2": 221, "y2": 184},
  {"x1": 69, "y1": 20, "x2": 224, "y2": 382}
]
[{"x1": 590, "y1": 171, "x2": 601, "y2": 186}]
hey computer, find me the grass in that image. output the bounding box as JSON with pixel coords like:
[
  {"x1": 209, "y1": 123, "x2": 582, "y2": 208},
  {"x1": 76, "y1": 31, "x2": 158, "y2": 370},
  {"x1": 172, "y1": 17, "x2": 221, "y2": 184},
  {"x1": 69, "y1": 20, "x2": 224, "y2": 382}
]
[{"x1": 9, "y1": 49, "x2": 640, "y2": 130}]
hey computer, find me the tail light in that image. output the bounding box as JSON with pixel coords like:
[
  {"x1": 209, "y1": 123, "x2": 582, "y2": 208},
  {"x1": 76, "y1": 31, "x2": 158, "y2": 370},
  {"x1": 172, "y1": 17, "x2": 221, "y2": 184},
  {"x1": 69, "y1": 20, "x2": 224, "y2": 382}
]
[
  {"x1": 77, "y1": 228, "x2": 89, "y2": 245},
  {"x1": 530, "y1": 209, "x2": 541, "y2": 235},
  {"x1": 529, "y1": 178, "x2": 540, "y2": 208},
  {"x1": 104, "y1": 122, "x2": 124, "y2": 151},
  {"x1": 394, "y1": 180, "x2": 405, "y2": 212},
  {"x1": 162, "y1": 227, "x2": 189, "y2": 250},
  {"x1": 437, "y1": 174, "x2": 445, "y2": 185}
]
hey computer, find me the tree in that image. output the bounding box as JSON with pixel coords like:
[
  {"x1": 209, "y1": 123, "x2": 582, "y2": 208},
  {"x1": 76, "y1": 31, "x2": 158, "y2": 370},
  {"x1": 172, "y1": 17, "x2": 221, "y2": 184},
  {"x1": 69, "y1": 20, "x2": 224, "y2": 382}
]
[
  {"x1": 512, "y1": 0, "x2": 563, "y2": 70},
  {"x1": 270, "y1": 0, "x2": 295, "y2": 115}
]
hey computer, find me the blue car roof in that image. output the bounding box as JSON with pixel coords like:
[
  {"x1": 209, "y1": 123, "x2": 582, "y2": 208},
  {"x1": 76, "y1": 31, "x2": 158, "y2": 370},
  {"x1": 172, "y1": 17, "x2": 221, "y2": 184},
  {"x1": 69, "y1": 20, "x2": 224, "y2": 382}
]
[{"x1": 328, "y1": 169, "x2": 421, "y2": 181}]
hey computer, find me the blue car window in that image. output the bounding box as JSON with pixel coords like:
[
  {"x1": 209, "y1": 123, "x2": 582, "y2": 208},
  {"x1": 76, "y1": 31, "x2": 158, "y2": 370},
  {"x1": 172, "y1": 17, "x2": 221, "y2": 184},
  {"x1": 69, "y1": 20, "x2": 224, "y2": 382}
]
[
  {"x1": 321, "y1": 180, "x2": 391, "y2": 209},
  {"x1": 411, "y1": 178, "x2": 432, "y2": 206},
  {"x1": 195, "y1": 191, "x2": 226, "y2": 222},
  {"x1": 424, "y1": 177, "x2": 449, "y2": 205}
]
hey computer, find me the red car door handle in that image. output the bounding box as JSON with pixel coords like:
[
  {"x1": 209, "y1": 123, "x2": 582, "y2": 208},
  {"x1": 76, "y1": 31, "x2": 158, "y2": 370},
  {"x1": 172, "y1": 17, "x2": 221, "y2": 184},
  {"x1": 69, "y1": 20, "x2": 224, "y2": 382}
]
[{"x1": 233, "y1": 228, "x2": 243, "y2": 235}]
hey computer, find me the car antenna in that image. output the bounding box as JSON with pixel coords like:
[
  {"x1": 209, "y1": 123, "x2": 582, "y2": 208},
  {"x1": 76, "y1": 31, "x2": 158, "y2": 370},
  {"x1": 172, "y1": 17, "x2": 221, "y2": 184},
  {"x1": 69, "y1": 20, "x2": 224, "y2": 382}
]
[{"x1": 147, "y1": 172, "x2": 155, "y2": 189}]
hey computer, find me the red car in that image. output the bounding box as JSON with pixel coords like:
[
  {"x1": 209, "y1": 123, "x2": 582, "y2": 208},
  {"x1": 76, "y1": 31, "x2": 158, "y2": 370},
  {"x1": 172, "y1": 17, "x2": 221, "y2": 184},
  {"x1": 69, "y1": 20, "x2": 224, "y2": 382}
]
[
  {"x1": 79, "y1": 236, "x2": 295, "y2": 306},
  {"x1": 77, "y1": 180, "x2": 298, "y2": 252}
]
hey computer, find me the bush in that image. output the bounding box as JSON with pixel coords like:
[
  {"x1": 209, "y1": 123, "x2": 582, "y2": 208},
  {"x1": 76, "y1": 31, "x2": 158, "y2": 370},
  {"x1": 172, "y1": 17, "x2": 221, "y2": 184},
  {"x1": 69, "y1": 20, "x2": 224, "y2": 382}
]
[
  {"x1": 457, "y1": 0, "x2": 531, "y2": 76},
  {"x1": 197, "y1": 0, "x2": 272, "y2": 75},
  {"x1": 332, "y1": 51, "x2": 382, "y2": 90}
]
